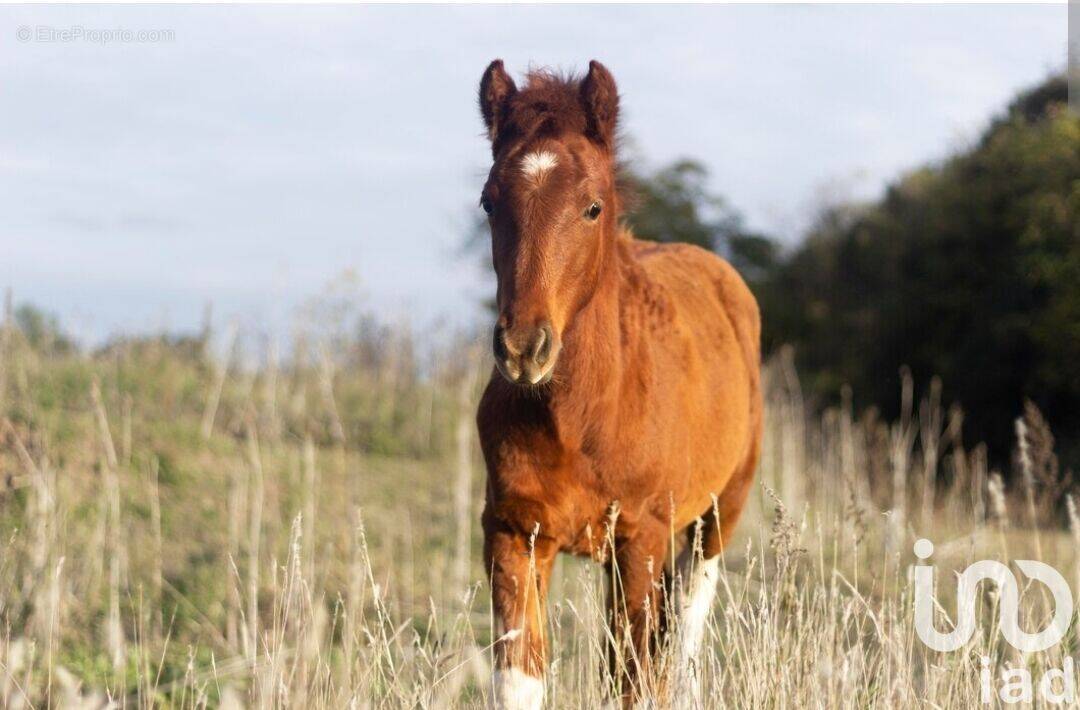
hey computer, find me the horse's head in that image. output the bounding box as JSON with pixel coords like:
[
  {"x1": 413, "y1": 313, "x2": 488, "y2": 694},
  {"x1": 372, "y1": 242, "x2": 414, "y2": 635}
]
[{"x1": 478, "y1": 60, "x2": 621, "y2": 387}]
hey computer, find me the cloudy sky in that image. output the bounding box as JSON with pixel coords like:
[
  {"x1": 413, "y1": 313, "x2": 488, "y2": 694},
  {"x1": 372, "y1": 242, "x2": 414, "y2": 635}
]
[{"x1": 0, "y1": 4, "x2": 1068, "y2": 344}]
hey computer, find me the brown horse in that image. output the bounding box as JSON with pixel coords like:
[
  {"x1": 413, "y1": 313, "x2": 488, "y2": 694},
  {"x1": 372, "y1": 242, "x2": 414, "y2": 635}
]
[{"x1": 475, "y1": 59, "x2": 762, "y2": 709}]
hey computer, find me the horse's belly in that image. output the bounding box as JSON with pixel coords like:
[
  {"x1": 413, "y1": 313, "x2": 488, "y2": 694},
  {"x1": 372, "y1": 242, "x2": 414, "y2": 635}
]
[{"x1": 642, "y1": 359, "x2": 754, "y2": 527}]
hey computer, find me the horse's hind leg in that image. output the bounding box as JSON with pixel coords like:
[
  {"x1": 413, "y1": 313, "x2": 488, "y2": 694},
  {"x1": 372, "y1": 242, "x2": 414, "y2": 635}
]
[
  {"x1": 671, "y1": 522, "x2": 721, "y2": 707},
  {"x1": 677, "y1": 466, "x2": 756, "y2": 647},
  {"x1": 674, "y1": 425, "x2": 762, "y2": 704}
]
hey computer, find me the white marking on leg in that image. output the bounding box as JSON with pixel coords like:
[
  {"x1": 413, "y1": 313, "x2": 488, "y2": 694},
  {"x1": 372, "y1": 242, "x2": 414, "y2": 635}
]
[
  {"x1": 493, "y1": 667, "x2": 544, "y2": 710},
  {"x1": 520, "y1": 151, "x2": 558, "y2": 182},
  {"x1": 679, "y1": 554, "x2": 719, "y2": 658},
  {"x1": 675, "y1": 550, "x2": 719, "y2": 706}
]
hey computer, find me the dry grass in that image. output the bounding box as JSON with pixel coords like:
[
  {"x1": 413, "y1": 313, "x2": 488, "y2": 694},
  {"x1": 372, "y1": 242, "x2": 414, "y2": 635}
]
[{"x1": 1, "y1": 315, "x2": 1078, "y2": 708}]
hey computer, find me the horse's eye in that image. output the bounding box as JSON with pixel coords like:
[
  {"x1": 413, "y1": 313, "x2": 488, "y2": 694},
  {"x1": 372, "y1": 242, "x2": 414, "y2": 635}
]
[
  {"x1": 584, "y1": 201, "x2": 603, "y2": 221},
  {"x1": 480, "y1": 196, "x2": 494, "y2": 215}
]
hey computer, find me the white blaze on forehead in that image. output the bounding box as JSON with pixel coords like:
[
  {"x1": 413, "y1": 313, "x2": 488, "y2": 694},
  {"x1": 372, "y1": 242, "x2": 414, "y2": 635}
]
[{"x1": 520, "y1": 151, "x2": 558, "y2": 182}]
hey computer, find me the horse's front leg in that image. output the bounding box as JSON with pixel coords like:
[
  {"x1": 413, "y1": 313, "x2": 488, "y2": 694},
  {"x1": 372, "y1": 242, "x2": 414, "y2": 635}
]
[
  {"x1": 607, "y1": 527, "x2": 669, "y2": 704},
  {"x1": 484, "y1": 513, "x2": 558, "y2": 710}
]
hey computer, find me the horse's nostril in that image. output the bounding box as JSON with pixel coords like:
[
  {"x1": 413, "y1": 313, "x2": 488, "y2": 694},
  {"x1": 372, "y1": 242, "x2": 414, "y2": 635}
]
[
  {"x1": 533, "y1": 325, "x2": 553, "y2": 365},
  {"x1": 492, "y1": 325, "x2": 509, "y2": 360}
]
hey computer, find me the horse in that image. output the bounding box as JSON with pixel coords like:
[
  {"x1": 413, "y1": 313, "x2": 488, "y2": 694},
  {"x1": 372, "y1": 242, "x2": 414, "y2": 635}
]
[{"x1": 474, "y1": 59, "x2": 763, "y2": 709}]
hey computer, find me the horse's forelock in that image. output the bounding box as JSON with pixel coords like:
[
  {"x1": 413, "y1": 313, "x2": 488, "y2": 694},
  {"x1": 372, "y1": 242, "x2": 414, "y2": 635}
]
[{"x1": 499, "y1": 71, "x2": 588, "y2": 150}]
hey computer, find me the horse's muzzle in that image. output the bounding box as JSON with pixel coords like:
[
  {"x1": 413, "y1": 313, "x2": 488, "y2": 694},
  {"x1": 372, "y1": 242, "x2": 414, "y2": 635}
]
[{"x1": 493, "y1": 321, "x2": 558, "y2": 386}]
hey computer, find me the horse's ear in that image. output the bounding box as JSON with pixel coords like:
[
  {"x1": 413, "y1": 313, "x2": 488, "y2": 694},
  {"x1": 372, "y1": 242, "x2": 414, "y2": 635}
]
[
  {"x1": 580, "y1": 60, "x2": 619, "y2": 147},
  {"x1": 479, "y1": 59, "x2": 517, "y2": 142}
]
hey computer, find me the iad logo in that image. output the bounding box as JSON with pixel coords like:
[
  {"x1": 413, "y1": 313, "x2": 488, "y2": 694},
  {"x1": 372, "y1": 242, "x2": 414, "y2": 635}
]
[
  {"x1": 913, "y1": 539, "x2": 1076, "y2": 704},
  {"x1": 913, "y1": 538, "x2": 1073, "y2": 652}
]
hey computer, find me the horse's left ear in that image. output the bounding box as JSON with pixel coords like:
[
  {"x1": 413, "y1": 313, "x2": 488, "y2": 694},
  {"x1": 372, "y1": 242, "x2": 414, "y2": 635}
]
[{"x1": 580, "y1": 60, "x2": 619, "y2": 147}]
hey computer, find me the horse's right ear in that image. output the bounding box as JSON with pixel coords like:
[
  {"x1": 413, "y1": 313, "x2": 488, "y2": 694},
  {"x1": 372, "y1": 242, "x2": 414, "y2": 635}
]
[{"x1": 479, "y1": 60, "x2": 517, "y2": 142}]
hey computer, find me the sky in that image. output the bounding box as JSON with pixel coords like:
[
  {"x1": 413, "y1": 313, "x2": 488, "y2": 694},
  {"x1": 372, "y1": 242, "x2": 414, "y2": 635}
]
[{"x1": 0, "y1": 4, "x2": 1068, "y2": 346}]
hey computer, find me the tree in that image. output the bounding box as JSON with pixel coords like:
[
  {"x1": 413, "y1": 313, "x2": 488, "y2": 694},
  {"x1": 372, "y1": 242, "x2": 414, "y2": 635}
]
[
  {"x1": 765, "y1": 74, "x2": 1080, "y2": 469},
  {"x1": 14, "y1": 303, "x2": 75, "y2": 355},
  {"x1": 622, "y1": 159, "x2": 781, "y2": 290},
  {"x1": 622, "y1": 159, "x2": 741, "y2": 251}
]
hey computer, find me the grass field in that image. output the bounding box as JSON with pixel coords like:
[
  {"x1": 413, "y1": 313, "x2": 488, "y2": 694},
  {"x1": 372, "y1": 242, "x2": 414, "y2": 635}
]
[{"x1": 1, "y1": 312, "x2": 1078, "y2": 708}]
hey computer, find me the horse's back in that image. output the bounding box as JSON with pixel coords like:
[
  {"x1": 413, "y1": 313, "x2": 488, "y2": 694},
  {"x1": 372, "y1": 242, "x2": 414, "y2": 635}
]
[{"x1": 626, "y1": 236, "x2": 761, "y2": 378}]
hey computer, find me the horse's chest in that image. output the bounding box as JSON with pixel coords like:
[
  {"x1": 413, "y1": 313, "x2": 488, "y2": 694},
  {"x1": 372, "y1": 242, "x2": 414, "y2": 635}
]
[
  {"x1": 558, "y1": 450, "x2": 676, "y2": 543},
  {"x1": 486, "y1": 404, "x2": 700, "y2": 549}
]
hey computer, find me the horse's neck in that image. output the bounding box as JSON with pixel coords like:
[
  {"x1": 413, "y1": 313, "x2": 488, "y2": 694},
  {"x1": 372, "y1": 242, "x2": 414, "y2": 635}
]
[{"x1": 548, "y1": 238, "x2": 639, "y2": 446}]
